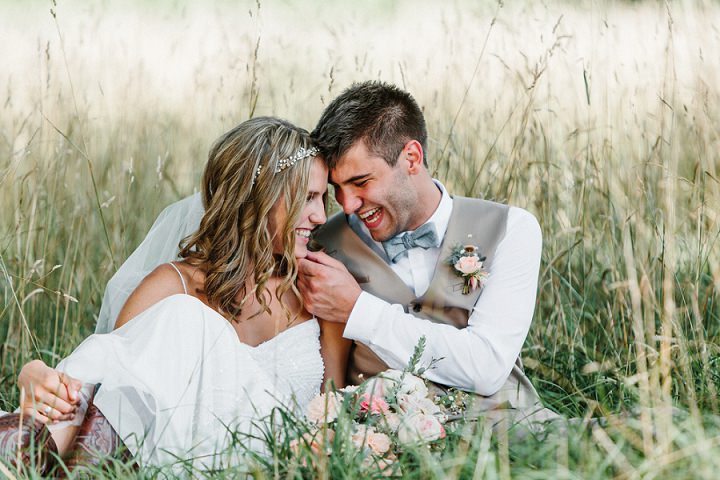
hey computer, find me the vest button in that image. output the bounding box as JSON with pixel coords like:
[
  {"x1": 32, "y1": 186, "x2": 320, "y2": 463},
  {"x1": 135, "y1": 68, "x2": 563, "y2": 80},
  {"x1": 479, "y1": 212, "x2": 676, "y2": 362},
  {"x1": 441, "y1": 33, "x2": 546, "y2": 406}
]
[{"x1": 412, "y1": 304, "x2": 422, "y2": 312}]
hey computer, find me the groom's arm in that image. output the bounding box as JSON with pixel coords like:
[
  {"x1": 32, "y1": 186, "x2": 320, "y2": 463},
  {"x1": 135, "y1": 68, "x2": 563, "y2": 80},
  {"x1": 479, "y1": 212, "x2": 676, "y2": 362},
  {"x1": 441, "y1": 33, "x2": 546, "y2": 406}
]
[
  {"x1": 345, "y1": 208, "x2": 541, "y2": 395},
  {"x1": 300, "y1": 208, "x2": 542, "y2": 396}
]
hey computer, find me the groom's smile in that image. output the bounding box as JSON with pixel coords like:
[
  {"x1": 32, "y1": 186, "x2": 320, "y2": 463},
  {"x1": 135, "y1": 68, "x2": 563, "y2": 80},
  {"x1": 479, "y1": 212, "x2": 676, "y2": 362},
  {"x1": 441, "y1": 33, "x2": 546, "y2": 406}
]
[{"x1": 358, "y1": 207, "x2": 383, "y2": 229}]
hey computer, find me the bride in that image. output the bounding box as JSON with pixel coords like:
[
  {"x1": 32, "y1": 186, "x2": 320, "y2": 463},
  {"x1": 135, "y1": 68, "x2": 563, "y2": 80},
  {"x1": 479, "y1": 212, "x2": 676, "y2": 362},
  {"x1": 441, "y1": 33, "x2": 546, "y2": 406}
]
[{"x1": 3, "y1": 117, "x2": 349, "y2": 473}]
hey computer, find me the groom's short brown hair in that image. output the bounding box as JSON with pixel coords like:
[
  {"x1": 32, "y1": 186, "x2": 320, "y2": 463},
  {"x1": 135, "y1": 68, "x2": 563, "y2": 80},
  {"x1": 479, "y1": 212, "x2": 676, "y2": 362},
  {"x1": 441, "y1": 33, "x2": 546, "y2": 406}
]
[{"x1": 312, "y1": 81, "x2": 428, "y2": 169}]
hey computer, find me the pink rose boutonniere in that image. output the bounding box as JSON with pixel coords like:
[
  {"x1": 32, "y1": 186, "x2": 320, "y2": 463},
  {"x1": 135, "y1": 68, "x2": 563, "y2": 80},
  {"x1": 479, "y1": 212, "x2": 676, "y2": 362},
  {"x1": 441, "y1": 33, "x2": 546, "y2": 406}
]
[{"x1": 446, "y1": 243, "x2": 488, "y2": 294}]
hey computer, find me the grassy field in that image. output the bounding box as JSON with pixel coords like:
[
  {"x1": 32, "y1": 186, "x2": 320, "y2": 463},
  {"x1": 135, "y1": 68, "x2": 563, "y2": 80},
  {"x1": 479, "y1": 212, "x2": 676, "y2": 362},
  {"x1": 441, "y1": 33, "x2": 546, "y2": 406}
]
[{"x1": 1, "y1": 0, "x2": 719, "y2": 478}]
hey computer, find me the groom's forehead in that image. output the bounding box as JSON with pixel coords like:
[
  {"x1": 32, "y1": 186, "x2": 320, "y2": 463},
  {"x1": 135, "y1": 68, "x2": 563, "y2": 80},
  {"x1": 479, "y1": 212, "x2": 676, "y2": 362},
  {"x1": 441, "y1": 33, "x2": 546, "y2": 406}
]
[{"x1": 329, "y1": 161, "x2": 381, "y2": 186}]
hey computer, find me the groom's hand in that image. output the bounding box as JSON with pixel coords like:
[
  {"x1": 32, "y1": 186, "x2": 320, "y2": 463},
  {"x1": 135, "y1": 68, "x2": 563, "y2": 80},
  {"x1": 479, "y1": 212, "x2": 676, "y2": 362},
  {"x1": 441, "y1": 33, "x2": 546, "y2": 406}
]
[{"x1": 298, "y1": 251, "x2": 362, "y2": 323}]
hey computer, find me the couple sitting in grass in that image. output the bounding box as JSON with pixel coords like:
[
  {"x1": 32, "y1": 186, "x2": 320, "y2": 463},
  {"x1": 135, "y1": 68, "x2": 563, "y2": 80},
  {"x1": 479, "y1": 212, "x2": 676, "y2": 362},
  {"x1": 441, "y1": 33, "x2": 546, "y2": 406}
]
[{"x1": 0, "y1": 81, "x2": 557, "y2": 475}]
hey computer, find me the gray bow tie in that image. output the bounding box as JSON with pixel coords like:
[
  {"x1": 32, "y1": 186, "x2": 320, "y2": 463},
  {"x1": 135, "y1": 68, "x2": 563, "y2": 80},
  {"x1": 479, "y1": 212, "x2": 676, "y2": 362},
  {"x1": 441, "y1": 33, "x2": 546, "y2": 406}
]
[{"x1": 382, "y1": 223, "x2": 438, "y2": 263}]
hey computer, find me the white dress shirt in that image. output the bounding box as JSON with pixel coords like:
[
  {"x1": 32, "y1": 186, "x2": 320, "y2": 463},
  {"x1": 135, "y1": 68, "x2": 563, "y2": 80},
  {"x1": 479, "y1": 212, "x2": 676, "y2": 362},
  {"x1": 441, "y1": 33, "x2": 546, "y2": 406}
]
[{"x1": 343, "y1": 181, "x2": 542, "y2": 395}]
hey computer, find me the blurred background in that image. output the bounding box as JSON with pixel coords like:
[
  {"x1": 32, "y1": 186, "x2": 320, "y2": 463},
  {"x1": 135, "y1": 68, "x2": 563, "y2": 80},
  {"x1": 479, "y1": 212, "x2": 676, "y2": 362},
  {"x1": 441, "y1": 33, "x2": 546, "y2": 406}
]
[{"x1": 1, "y1": 0, "x2": 719, "y2": 476}]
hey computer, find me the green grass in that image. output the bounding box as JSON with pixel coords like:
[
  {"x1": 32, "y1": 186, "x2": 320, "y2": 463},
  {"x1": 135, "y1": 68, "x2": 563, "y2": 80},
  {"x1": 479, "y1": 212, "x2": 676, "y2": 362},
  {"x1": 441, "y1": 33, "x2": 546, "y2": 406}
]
[{"x1": 1, "y1": 0, "x2": 719, "y2": 478}]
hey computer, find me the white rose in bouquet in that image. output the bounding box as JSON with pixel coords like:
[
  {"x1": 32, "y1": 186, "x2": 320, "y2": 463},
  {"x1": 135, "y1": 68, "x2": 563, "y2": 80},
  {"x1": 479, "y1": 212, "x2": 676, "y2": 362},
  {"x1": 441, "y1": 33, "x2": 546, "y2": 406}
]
[
  {"x1": 399, "y1": 373, "x2": 429, "y2": 398},
  {"x1": 375, "y1": 369, "x2": 428, "y2": 398},
  {"x1": 397, "y1": 411, "x2": 446, "y2": 444},
  {"x1": 339, "y1": 385, "x2": 358, "y2": 394},
  {"x1": 382, "y1": 412, "x2": 402, "y2": 432},
  {"x1": 363, "y1": 369, "x2": 402, "y2": 397},
  {"x1": 397, "y1": 392, "x2": 445, "y2": 421}
]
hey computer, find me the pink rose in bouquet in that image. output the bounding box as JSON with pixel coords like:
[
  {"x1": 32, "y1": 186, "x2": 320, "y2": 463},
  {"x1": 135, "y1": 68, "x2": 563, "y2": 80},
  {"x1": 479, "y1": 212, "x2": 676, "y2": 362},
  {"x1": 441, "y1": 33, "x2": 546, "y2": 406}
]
[
  {"x1": 367, "y1": 431, "x2": 392, "y2": 455},
  {"x1": 351, "y1": 425, "x2": 392, "y2": 455},
  {"x1": 306, "y1": 392, "x2": 343, "y2": 423},
  {"x1": 289, "y1": 428, "x2": 335, "y2": 458},
  {"x1": 351, "y1": 424, "x2": 373, "y2": 449},
  {"x1": 359, "y1": 392, "x2": 390, "y2": 415}
]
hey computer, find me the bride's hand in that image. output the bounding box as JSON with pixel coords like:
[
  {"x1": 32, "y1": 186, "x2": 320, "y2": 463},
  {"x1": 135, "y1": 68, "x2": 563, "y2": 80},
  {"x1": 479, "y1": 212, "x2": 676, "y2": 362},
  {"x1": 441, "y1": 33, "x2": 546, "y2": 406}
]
[{"x1": 17, "y1": 359, "x2": 82, "y2": 424}]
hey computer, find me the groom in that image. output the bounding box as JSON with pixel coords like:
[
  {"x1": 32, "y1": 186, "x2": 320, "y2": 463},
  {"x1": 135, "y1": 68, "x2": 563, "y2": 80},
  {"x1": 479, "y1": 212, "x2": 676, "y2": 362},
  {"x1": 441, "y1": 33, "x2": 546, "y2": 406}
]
[{"x1": 298, "y1": 81, "x2": 556, "y2": 427}]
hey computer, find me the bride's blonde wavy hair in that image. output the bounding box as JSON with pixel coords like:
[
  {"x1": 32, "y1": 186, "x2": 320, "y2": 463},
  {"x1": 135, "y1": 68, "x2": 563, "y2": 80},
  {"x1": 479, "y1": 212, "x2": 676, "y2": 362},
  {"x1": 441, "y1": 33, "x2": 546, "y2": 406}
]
[{"x1": 179, "y1": 117, "x2": 316, "y2": 321}]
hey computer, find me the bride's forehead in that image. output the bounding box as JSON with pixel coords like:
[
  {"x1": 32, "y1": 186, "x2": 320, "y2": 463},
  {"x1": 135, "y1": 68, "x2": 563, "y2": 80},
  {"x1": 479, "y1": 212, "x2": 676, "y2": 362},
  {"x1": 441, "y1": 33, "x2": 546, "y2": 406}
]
[{"x1": 309, "y1": 157, "x2": 328, "y2": 174}]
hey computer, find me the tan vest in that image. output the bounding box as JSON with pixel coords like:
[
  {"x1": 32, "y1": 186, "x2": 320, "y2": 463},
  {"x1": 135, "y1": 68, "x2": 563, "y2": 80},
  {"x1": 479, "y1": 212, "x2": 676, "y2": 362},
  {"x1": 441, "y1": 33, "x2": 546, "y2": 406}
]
[{"x1": 315, "y1": 196, "x2": 549, "y2": 413}]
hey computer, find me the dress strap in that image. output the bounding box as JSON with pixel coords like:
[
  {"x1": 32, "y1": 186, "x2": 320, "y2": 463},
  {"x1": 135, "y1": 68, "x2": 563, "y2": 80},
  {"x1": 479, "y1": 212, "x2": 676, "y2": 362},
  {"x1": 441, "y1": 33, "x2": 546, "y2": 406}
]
[{"x1": 168, "y1": 262, "x2": 188, "y2": 295}]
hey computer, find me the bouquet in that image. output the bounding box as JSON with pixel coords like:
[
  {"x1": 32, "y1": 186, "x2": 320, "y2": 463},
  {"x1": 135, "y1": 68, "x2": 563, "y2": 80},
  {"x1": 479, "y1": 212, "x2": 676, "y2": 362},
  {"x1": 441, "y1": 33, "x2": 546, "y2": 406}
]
[{"x1": 293, "y1": 338, "x2": 467, "y2": 476}]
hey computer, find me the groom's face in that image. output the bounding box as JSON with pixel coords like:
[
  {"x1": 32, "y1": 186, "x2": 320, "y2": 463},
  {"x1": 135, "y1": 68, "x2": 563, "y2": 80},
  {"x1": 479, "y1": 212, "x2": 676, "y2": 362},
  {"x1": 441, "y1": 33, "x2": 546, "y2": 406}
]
[{"x1": 330, "y1": 140, "x2": 419, "y2": 242}]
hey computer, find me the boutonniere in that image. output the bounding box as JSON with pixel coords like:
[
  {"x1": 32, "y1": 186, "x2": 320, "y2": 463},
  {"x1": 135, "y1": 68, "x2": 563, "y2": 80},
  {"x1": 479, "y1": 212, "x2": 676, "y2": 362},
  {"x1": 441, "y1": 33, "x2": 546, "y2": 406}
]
[{"x1": 446, "y1": 244, "x2": 488, "y2": 294}]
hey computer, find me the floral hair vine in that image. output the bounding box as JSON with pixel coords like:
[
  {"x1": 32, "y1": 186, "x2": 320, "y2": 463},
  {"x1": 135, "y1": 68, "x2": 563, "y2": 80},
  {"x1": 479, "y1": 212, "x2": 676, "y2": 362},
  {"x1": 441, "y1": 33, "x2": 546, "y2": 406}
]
[
  {"x1": 251, "y1": 146, "x2": 319, "y2": 188},
  {"x1": 446, "y1": 243, "x2": 488, "y2": 294}
]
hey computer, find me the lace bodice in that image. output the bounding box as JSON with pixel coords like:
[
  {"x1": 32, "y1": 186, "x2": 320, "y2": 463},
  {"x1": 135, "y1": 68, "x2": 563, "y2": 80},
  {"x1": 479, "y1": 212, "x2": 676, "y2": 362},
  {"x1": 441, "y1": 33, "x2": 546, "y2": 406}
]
[
  {"x1": 251, "y1": 319, "x2": 324, "y2": 409},
  {"x1": 166, "y1": 263, "x2": 323, "y2": 407}
]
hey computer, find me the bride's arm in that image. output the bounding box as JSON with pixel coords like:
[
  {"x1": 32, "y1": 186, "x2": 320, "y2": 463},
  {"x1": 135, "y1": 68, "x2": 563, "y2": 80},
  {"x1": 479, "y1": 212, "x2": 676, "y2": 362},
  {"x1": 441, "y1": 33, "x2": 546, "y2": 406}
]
[
  {"x1": 319, "y1": 320, "x2": 351, "y2": 391},
  {"x1": 18, "y1": 266, "x2": 182, "y2": 414}
]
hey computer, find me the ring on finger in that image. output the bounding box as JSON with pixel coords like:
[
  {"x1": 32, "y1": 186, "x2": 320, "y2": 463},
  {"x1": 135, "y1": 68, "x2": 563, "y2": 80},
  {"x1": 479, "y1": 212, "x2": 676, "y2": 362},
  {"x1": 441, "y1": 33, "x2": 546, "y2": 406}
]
[{"x1": 43, "y1": 405, "x2": 51, "y2": 415}]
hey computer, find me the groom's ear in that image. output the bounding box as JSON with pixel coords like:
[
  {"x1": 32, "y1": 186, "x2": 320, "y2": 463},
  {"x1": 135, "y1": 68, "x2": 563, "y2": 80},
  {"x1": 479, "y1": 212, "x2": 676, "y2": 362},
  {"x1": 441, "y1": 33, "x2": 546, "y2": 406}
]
[{"x1": 401, "y1": 140, "x2": 424, "y2": 175}]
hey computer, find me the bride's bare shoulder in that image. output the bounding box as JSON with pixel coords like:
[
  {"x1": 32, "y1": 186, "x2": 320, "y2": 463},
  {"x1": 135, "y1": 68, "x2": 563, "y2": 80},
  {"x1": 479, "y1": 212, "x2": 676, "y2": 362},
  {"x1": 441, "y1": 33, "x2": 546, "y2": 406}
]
[{"x1": 113, "y1": 263, "x2": 190, "y2": 329}]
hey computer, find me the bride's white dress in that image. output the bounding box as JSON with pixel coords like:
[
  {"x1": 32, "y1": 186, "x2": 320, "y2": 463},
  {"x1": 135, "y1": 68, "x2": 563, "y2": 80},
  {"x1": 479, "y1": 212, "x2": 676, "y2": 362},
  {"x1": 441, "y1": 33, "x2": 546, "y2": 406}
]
[{"x1": 53, "y1": 294, "x2": 324, "y2": 469}]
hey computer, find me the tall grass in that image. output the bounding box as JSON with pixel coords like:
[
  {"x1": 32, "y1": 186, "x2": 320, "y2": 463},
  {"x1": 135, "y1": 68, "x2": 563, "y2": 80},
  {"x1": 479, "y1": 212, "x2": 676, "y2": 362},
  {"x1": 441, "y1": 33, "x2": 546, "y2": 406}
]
[{"x1": 1, "y1": 0, "x2": 719, "y2": 477}]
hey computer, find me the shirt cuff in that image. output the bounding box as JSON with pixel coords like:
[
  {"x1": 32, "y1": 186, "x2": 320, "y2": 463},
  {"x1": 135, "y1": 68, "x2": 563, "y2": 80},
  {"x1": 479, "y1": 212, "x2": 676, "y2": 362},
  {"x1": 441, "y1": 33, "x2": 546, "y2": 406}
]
[{"x1": 343, "y1": 291, "x2": 388, "y2": 343}]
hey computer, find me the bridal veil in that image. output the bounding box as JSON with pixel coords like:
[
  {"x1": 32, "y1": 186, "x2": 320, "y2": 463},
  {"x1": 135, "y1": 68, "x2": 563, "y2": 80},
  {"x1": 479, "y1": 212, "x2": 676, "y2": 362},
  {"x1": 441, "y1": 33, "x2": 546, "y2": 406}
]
[{"x1": 95, "y1": 193, "x2": 204, "y2": 333}]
